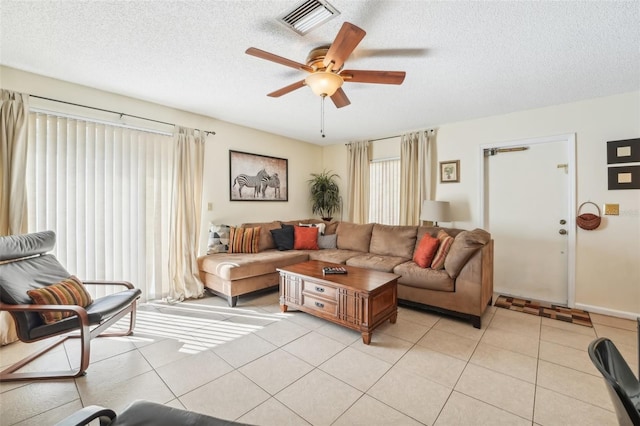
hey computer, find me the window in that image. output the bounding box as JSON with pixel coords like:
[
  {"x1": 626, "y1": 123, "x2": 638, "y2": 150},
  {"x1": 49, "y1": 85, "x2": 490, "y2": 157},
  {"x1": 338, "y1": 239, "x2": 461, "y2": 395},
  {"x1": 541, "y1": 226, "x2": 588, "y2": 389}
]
[
  {"x1": 368, "y1": 158, "x2": 400, "y2": 225},
  {"x1": 26, "y1": 113, "x2": 174, "y2": 301}
]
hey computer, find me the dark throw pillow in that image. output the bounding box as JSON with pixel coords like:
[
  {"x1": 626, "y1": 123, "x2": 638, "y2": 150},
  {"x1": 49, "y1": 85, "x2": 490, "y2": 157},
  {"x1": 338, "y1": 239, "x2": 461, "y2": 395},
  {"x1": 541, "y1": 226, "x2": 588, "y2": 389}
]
[{"x1": 270, "y1": 224, "x2": 295, "y2": 251}]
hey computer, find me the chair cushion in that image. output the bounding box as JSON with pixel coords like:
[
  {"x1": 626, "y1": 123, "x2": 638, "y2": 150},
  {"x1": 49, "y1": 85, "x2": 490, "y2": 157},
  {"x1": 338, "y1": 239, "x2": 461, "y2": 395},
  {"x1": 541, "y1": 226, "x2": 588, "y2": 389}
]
[
  {"x1": 0, "y1": 230, "x2": 55, "y2": 261},
  {"x1": 27, "y1": 276, "x2": 93, "y2": 324}
]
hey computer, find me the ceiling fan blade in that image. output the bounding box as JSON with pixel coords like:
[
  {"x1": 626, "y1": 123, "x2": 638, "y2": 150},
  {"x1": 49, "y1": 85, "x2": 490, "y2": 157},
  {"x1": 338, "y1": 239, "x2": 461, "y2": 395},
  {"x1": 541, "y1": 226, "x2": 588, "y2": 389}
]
[
  {"x1": 246, "y1": 47, "x2": 313, "y2": 72},
  {"x1": 341, "y1": 70, "x2": 406, "y2": 85},
  {"x1": 323, "y1": 22, "x2": 366, "y2": 70},
  {"x1": 267, "y1": 80, "x2": 306, "y2": 97},
  {"x1": 330, "y1": 88, "x2": 351, "y2": 108}
]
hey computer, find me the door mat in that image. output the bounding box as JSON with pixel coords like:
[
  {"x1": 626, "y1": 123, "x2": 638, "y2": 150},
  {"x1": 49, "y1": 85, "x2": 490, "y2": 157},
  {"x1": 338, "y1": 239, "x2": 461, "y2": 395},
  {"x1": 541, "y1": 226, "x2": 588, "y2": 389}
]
[{"x1": 495, "y1": 295, "x2": 593, "y2": 327}]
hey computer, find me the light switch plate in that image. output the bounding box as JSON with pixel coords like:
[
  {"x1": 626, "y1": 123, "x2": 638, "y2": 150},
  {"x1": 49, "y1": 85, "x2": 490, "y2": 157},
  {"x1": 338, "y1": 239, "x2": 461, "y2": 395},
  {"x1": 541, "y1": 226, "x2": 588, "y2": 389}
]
[{"x1": 604, "y1": 203, "x2": 619, "y2": 215}]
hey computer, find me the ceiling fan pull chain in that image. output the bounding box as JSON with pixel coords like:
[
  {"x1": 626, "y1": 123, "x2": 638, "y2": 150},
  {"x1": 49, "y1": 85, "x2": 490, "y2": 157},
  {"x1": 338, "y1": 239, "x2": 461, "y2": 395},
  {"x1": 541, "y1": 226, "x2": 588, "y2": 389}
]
[{"x1": 320, "y1": 95, "x2": 326, "y2": 138}]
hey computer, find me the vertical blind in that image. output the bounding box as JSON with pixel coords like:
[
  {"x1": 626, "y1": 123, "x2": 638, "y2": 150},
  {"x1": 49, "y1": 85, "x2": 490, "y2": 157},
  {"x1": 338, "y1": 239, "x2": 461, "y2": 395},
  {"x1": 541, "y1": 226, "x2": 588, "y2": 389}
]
[
  {"x1": 369, "y1": 159, "x2": 400, "y2": 225},
  {"x1": 26, "y1": 113, "x2": 175, "y2": 301}
]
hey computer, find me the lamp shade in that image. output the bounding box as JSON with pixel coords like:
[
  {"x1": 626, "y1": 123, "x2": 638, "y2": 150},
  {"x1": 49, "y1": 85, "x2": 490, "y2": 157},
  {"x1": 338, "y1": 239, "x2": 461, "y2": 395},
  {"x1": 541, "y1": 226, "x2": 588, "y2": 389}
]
[
  {"x1": 305, "y1": 72, "x2": 343, "y2": 97},
  {"x1": 420, "y1": 200, "x2": 451, "y2": 224}
]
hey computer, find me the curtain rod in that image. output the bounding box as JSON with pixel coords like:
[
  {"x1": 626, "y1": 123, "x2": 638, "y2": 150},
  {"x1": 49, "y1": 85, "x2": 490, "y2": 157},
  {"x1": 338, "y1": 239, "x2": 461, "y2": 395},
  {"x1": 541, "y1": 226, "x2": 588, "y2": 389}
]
[
  {"x1": 346, "y1": 129, "x2": 435, "y2": 145},
  {"x1": 29, "y1": 95, "x2": 216, "y2": 136}
]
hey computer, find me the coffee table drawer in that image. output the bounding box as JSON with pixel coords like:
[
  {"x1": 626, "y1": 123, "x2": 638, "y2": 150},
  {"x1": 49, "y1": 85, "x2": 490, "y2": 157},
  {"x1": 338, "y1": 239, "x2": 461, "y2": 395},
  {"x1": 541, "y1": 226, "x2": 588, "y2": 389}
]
[
  {"x1": 302, "y1": 294, "x2": 338, "y2": 317},
  {"x1": 302, "y1": 281, "x2": 337, "y2": 300}
]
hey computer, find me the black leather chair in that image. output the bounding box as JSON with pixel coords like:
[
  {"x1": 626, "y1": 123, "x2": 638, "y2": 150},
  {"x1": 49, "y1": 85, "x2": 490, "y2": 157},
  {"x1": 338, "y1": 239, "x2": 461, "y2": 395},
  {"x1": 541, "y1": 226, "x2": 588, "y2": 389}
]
[
  {"x1": 588, "y1": 337, "x2": 640, "y2": 426},
  {"x1": 0, "y1": 231, "x2": 141, "y2": 381},
  {"x1": 55, "y1": 400, "x2": 251, "y2": 426}
]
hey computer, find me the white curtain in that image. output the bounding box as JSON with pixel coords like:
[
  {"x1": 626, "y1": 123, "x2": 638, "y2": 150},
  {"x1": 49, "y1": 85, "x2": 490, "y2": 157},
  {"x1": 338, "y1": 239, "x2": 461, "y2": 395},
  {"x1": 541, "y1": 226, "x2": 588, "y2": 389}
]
[
  {"x1": 369, "y1": 159, "x2": 400, "y2": 225},
  {"x1": 167, "y1": 127, "x2": 205, "y2": 302},
  {"x1": 347, "y1": 141, "x2": 370, "y2": 223},
  {"x1": 0, "y1": 90, "x2": 29, "y2": 236},
  {"x1": 399, "y1": 130, "x2": 432, "y2": 225},
  {"x1": 26, "y1": 113, "x2": 175, "y2": 301}
]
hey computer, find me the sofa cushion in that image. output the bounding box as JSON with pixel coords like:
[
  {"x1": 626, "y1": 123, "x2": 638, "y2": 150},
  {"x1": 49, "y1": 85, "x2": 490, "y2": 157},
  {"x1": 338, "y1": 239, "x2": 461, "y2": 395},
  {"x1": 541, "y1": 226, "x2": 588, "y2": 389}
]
[
  {"x1": 430, "y1": 230, "x2": 454, "y2": 270},
  {"x1": 294, "y1": 226, "x2": 319, "y2": 250},
  {"x1": 336, "y1": 222, "x2": 374, "y2": 253},
  {"x1": 27, "y1": 276, "x2": 93, "y2": 324},
  {"x1": 318, "y1": 234, "x2": 337, "y2": 249},
  {"x1": 346, "y1": 254, "x2": 408, "y2": 273},
  {"x1": 241, "y1": 221, "x2": 282, "y2": 251},
  {"x1": 229, "y1": 226, "x2": 260, "y2": 254},
  {"x1": 270, "y1": 225, "x2": 294, "y2": 251},
  {"x1": 413, "y1": 233, "x2": 440, "y2": 268},
  {"x1": 198, "y1": 250, "x2": 309, "y2": 281},
  {"x1": 394, "y1": 262, "x2": 454, "y2": 292},
  {"x1": 369, "y1": 224, "x2": 417, "y2": 259},
  {"x1": 324, "y1": 221, "x2": 339, "y2": 235},
  {"x1": 445, "y1": 229, "x2": 491, "y2": 278},
  {"x1": 307, "y1": 249, "x2": 363, "y2": 264}
]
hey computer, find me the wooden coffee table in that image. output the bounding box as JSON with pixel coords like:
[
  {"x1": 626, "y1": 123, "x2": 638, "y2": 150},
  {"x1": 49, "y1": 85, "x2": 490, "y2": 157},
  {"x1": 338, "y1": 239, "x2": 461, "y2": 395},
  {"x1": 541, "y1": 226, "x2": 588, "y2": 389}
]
[{"x1": 277, "y1": 260, "x2": 399, "y2": 344}]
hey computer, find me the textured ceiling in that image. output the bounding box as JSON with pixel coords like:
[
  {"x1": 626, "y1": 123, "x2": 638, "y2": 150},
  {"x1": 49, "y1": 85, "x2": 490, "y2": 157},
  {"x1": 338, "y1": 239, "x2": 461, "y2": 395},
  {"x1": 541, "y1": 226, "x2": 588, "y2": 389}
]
[{"x1": 1, "y1": 1, "x2": 638, "y2": 145}]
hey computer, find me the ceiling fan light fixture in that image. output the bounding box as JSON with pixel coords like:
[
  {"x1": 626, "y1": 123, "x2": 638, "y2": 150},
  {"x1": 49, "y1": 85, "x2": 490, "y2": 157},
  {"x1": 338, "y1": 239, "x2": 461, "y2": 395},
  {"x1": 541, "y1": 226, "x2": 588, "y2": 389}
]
[{"x1": 305, "y1": 72, "x2": 343, "y2": 97}]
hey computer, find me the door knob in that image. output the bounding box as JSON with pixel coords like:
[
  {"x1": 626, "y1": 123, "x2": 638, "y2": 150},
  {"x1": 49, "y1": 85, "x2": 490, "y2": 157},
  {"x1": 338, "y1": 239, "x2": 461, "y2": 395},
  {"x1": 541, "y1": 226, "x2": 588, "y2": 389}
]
[{"x1": 559, "y1": 229, "x2": 567, "y2": 235}]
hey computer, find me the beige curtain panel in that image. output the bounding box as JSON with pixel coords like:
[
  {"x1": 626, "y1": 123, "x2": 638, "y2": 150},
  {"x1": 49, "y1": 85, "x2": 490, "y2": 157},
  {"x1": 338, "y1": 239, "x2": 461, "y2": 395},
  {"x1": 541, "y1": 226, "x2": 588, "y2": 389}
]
[
  {"x1": 347, "y1": 141, "x2": 370, "y2": 224},
  {"x1": 399, "y1": 130, "x2": 432, "y2": 226},
  {"x1": 0, "y1": 90, "x2": 29, "y2": 236},
  {"x1": 168, "y1": 127, "x2": 206, "y2": 302}
]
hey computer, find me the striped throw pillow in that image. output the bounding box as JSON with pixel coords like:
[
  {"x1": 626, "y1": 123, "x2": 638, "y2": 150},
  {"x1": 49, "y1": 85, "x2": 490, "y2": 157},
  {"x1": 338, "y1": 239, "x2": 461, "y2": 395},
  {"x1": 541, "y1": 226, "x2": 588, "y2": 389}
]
[
  {"x1": 430, "y1": 230, "x2": 454, "y2": 270},
  {"x1": 27, "y1": 276, "x2": 93, "y2": 324},
  {"x1": 229, "y1": 226, "x2": 261, "y2": 254}
]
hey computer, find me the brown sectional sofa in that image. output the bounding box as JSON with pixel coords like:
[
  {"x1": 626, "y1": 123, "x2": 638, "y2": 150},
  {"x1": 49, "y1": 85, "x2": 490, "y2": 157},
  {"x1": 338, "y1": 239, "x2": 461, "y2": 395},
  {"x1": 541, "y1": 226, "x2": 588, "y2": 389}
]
[{"x1": 197, "y1": 219, "x2": 493, "y2": 328}]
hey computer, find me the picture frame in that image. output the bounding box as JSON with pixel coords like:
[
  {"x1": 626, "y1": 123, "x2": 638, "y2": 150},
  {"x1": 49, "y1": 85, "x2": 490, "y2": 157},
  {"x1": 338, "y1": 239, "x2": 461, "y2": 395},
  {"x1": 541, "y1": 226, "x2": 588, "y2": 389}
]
[
  {"x1": 440, "y1": 160, "x2": 460, "y2": 183},
  {"x1": 607, "y1": 165, "x2": 640, "y2": 190},
  {"x1": 607, "y1": 138, "x2": 640, "y2": 164},
  {"x1": 229, "y1": 150, "x2": 288, "y2": 201}
]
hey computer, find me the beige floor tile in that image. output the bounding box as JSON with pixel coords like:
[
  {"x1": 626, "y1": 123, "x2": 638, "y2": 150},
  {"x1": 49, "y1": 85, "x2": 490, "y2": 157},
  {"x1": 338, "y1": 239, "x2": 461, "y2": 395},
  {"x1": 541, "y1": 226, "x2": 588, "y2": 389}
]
[
  {"x1": 540, "y1": 324, "x2": 595, "y2": 351},
  {"x1": 165, "y1": 398, "x2": 186, "y2": 409},
  {"x1": 349, "y1": 331, "x2": 414, "y2": 364},
  {"x1": 540, "y1": 316, "x2": 597, "y2": 336},
  {"x1": 239, "y1": 348, "x2": 313, "y2": 395},
  {"x1": 156, "y1": 301, "x2": 231, "y2": 321},
  {"x1": 481, "y1": 327, "x2": 539, "y2": 358},
  {"x1": 1, "y1": 380, "x2": 80, "y2": 425},
  {"x1": 10, "y1": 343, "x2": 71, "y2": 375},
  {"x1": 539, "y1": 340, "x2": 600, "y2": 377},
  {"x1": 455, "y1": 364, "x2": 535, "y2": 420},
  {"x1": 315, "y1": 321, "x2": 361, "y2": 346},
  {"x1": 155, "y1": 350, "x2": 234, "y2": 396},
  {"x1": 285, "y1": 310, "x2": 332, "y2": 330},
  {"x1": 333, "y1": 394, "x2": 423, "y2": 426},
  {"x1": 536, "y1": 359, "x2": 614, "y2": 411},
  {"x1": 281, "y1": 331, "x2": 346, "y2": 366},
  {"x1": 79, "y1": 370, "x2": 175, "y2": 413},
  {"x1": 397, "y1": 306, "x2": 442, "y2": 327},
  {"x1": 395, "y1": 345, "x2": 467, "y2": 388},
  {"x1": 491, "y1": 309, "x2": 542, "y2": 336},
  {"x1": 416, "y1": 328, "x2": 479, "y2": 361},
  {"x1": 237, "y1": 397, "x2": 312, "y2": 426},
  {"x1": 275, "y1": 369, "x2": 362, "y2": 425},
  {"x1": 533, "y1": 386, "x2": 617, "y2": 426},
  {"x1": 594, "y1": 323, "x2": 638, "y2": 347},
  {"x1": 470, "y1": 341, "x2": 538, "y2": 383},
  {"x1": 367, "y1": 365, "x2": 451, "y2": 425},
  {"x1": 254, "y1": 317, "x2": 310, "y2": 347},
  {"x1": 319, "y1": 346, "x2": 392, "y2": 392},
  {"x1": 180, "y1": 371, "x2": 270, "y2": 420},
  {"x1": 13, "y1": 399, "x2": 84, "y2": 426},
  {"x1": 433, "y1": 317, "x2": 487, "y2": 341},
  {"x1": 376, "y1": 317, "x2": 431, "y2": 343},
  {"x1": 0, "y1": 336, "x2": 64, "y2": 368},
  {"x1": 590, "y1": 312, "x2": 638, "y2": 331},
  {"x1": 213, "y1": 332, "x2": 277, "y2": 368},
  {"x1": 138, "y1": 335, "x2": 201, "y2": 369},
  {"x1": 75, "y1": 350, "x2": 152, "y2": 398},
  {"x1": 435, "y1": 391, "x2": 531, "y2": 426}
]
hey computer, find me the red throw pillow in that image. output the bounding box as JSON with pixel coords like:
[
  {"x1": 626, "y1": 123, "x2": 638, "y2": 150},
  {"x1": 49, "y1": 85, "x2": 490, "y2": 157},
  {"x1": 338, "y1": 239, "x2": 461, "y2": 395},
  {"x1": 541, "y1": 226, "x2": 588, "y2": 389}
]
[
  {"x1": 413, "y1": 234, "x2": 440, "y2": 268},
  {"x1": 294, "y1": 226, "x2": 319, "y2": 250}
]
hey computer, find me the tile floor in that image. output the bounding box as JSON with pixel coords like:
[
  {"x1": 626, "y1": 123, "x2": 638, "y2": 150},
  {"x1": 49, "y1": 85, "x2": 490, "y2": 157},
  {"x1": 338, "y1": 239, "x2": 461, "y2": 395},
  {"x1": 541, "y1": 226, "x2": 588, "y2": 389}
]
[{"x1": 1, "y1": 291, "x2": 638, "y2": 426}]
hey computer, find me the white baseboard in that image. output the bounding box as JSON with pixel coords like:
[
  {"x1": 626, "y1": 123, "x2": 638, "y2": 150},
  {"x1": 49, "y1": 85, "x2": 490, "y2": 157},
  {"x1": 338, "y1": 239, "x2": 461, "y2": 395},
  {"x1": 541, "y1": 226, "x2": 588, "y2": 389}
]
[{"x1": 574, "y1": 303, "x2": 640, "y2": 320}]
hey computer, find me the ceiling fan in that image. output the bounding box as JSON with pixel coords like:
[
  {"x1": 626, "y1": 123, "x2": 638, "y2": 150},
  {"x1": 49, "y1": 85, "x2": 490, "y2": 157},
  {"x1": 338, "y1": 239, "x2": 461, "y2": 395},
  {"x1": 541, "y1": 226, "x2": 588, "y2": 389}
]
[{"x1": 245, "y1": 21, "x2": 406, "y2": 108}]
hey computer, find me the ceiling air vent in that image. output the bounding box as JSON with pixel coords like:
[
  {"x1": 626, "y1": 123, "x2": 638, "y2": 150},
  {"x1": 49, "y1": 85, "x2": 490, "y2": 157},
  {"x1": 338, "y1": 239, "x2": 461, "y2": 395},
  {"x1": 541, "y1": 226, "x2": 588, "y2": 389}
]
[{"x1": 278, "y1": 0, "x2": 340, "y2": 36}]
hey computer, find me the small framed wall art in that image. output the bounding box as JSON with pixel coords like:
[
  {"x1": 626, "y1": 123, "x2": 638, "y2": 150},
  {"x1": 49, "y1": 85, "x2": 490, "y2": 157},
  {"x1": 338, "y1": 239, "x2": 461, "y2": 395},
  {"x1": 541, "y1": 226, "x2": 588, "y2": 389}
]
[
  {"x1": 607, "y1": 138, "x2": 640, "y2": 164},
  {"x1": 229, "y1": 150, "x2": 288, "y2": 201},
  {"x1": 607, "y1": 165, "x2": 640, "y2": 190},
  {"x1": 440, "y1": 160, "x2": 460, "y2": 183}
]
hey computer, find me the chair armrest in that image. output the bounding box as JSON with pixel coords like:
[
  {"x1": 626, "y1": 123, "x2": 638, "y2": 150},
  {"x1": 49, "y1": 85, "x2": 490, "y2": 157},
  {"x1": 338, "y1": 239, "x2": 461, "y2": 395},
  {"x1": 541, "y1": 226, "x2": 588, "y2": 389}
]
[
  {"x1": 83, "y1": 280, "x2": 135, "y2": 290},
  {"x1": 0, "y1": 302, "x2": 90, "y2": 325},
  {"x1": 54, "y1": 405, "x2": 116, "y2": 426}
]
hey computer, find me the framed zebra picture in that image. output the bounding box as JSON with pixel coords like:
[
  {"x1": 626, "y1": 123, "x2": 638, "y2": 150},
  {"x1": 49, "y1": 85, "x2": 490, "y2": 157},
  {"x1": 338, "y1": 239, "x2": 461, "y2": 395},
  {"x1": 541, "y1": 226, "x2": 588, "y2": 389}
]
[{"x1": 229, "y1": 150, "x2": 288, "y2": 201}]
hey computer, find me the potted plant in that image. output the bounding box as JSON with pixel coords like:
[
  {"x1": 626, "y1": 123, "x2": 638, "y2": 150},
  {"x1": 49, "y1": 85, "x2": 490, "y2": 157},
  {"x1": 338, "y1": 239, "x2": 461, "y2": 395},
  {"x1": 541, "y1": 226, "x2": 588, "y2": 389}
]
[{"x1": 308, "y1": 170, "x2": 341, "y2": 221}]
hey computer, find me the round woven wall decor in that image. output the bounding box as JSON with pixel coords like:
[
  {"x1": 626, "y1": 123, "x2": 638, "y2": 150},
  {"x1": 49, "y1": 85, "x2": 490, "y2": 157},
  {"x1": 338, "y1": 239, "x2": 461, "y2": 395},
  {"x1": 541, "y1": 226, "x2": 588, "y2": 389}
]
[{"x1": 576, "y1": 201, "x2": 601, "y2": 230}]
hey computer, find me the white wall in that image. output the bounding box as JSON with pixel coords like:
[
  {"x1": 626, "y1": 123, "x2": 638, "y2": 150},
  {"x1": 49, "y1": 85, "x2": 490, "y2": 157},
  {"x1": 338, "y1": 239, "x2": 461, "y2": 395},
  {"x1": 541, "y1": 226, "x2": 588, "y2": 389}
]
[
  {"x1": 1, "y1": 66, "x2": 323, "y2": 254},
  {"x1": 324, "y1": 91, "x2": 640, "y2": 317}
]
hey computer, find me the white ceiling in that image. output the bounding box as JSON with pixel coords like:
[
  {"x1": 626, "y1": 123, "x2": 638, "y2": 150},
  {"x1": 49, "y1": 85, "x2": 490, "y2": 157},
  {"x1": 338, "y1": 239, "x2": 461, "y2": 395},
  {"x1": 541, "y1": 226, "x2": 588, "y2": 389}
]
[{"x1": 1, "y1": 1, "x2": 638, "y2": 145}]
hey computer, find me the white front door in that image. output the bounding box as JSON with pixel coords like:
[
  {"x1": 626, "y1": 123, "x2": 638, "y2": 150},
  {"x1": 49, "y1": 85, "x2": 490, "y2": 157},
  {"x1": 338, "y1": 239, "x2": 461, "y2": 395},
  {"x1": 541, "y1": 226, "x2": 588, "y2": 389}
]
[{"x1": 483, "y1": 135, "x2": 575, "y2": 305}]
